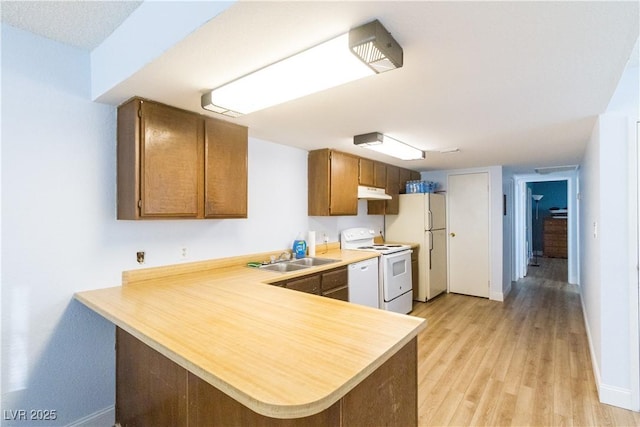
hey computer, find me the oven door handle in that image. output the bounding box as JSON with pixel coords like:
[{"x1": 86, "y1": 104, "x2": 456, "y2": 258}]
[{"x1": 382, "y1": 249, "x2": 413, "y2": 261}]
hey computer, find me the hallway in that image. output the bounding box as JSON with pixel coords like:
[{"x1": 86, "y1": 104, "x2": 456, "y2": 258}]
[{"x1": 412, "y1": 257, "x2": 640, "y2": 426}]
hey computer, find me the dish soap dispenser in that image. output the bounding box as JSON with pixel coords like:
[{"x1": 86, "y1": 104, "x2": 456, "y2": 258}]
[{"x1": 292, "y1": 233, "x2": 307, "y2": 259}]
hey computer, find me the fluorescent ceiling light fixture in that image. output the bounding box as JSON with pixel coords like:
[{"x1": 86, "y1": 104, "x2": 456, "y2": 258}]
[
  {"x1": 354, "y1": 132, "x2": 425, "y2": 161},
  {"x1": 201, "y1": 19, "x2": 402, "y2": 117},
  {"x1": 425, "y1": 147, "x2": 460, "y2": 154}
]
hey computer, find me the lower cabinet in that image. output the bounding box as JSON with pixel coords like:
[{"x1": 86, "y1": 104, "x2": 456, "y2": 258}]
[
  {"x1": 116, "y1": 327, "x2": 417, "y2": 426},
  {"x1": 273, "y1": 266, "x2": 348, "y2": 302},
  {"x1": 286, "y1": 275, "x2": 321, "y2": 294},
  {"x1": 320, "y1": 267, "x2": 349, "y2": 301}
]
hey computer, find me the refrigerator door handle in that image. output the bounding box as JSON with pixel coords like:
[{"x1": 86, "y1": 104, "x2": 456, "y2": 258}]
[
  {"x1": 428, "y1": 231, "x2": 433, "y2": 270},
  {"x1": 427, "y1": 210, "x2": 433, "y2": 231}
]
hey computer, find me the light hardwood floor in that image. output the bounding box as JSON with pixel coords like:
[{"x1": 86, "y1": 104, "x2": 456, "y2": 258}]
[{"x1": 412, "y1": 257, "x2": 640, "y2": 426}]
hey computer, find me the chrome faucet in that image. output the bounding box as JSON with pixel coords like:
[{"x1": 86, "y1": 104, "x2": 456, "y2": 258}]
[{"x1": 267, "y1": 251, "x2": 292, "y2": 264}]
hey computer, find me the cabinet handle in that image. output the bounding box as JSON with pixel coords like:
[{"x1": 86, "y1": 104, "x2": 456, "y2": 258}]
[{"x1": 450, "y1": 232, "x2": 456, "y2": 237}]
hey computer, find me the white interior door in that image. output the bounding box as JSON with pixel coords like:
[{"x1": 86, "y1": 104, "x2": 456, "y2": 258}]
[{"x1": 448, "y1": 172, "x2": 490, "y2": 298}]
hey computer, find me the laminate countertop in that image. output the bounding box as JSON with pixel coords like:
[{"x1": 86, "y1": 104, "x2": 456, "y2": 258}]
[{"x1": 74, "y1": 246, "x2": 426, "y2": 419}]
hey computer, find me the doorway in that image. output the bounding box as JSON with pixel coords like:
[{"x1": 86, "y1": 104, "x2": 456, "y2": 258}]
[
  {"x1": 513, "y1": 172, "x2": 578, "y2": 284},
  {"x1": 528, "y1": 180, "x2": 568, "y2": 272}
]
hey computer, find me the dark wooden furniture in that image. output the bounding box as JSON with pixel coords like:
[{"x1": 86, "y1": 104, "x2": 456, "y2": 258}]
[{"x1": 543, "y1": 217, "x2": 567, "y2": 258}]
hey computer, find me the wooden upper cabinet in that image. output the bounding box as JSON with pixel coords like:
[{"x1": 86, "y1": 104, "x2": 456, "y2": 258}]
[
  {"x1": 117, "y1": 98, "x2": 248, "y2": 220},
  {"x1": 359, "y1": 159, "x2": 388, "y2": 189},
  {"x1": 385, "y1": 165, "x2": 400, "y2": 214},
  {"x1": 368, "y1": 165, "x2": 400, "y2": 215},
  {"x1": 373, "y1": 162, "x2": 387, "y2": 188},
  {"x1": 204, "y1": 117, "x2": 248, "y2": 218},
  {"x1": 398, "y1": 168, "x2": 411, "y2": 194},
  {"x1": 308, "y1": 149, "x2": 358, "y2": 216},
  {"x1": 142, "y1": 101, "x2": 202, "y2": 217},
  {"x1": 329, "y1": 151, "x2": 359, "y2": 215},
  {"x1": 359, "y1": 158, "x2": 374, "y2": 186}
]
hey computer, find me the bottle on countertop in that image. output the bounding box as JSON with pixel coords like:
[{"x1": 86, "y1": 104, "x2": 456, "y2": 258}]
[{"x1": 292, "y1": 233, "x2": 307, "y2": 259}]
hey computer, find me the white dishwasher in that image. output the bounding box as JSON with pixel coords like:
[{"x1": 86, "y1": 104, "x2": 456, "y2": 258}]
[{"x1": 348, "y1": 258, "x2": 380, "y2": 309}]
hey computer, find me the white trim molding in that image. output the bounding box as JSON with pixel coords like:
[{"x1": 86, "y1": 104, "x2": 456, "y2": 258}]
[{"x1": 66, "y1": 406, "x2": 114, "y2": 427}]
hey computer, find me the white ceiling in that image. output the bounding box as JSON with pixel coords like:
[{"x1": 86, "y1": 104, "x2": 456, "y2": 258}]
[
  {"x1": 1, "y1": 1, "x2": 142, "y2": 50},
  {"x1": 2, "y1": 1, "x2": 638, "y2": 173}
]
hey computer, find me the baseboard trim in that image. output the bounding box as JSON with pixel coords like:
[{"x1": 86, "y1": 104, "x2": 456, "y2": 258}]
[
  {"x1": 490, "y1": 290, "x2": 505, "y2": 302},
  {"x1": 66, "y1": 405, "x2": 114, "y2": 427},
  {"x1": 578, "y1": 291, "x2": 636, "y2": 411},
  {"x1": 579, "y1": 291, "x2": 601, "y2": 394},
  {"x1": 599, "y1": 384, "x2": 635, "y2": 410}
]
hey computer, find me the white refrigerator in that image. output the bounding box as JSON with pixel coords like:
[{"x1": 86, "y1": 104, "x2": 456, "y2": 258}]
[{"x1": 385, "y1": 193, "x2": 447, "y2": 302}]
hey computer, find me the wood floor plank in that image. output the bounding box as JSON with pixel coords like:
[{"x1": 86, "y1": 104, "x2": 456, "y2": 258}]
[{"x1": 414, "y1": 257, "x2": 639, "y2": 426}]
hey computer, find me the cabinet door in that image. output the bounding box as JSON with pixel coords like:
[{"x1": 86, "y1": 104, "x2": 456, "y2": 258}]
[
  {"x1": 368, "y1": 165, "x2": 400, "y2": 215},
  {"x1": 116, "y1": 328, "x2": 188, "y2": 426},
  {"x1": 359, "y1": 158, "x2": 374, "y2": 186},
  {"x1": 204, "y1": 118, "x2": 248, "y2": 218},
  {"x1": 308, "y1": 150, "x2": 330, "y2": 216},
  {"x1": 140, "y1": 101, "x2": 203, "y2": 217},
  {"x1": 373, "y1": 162, "x2": 386, "y2": 188},
  {"x1": 398, "y1": 168, "x2": 411, "y2": 194},
  {"x1": 385, "y1": 165, "x2": 400, "y2": 215},
  {"x1": 286, "y1": 275, "x2": 321, "y2": 295},
  {"x1": 321, "y1": 267, "x2": 348, "y2": 293},
  {"x1": 329, "y1": 152, "x2": 359, "y2": 215},
  {"x1": 323, "y1": 286, "x2": 349, "y2": 301}
]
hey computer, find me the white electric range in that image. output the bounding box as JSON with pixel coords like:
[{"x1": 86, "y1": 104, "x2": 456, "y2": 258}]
[{"x1": 341, "y1": 228, "x2": 413, "y2": 314}]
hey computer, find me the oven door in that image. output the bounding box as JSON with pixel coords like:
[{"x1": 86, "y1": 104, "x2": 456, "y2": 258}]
[{"x1": 381, "y1": 250, "x2": 413, "y2": 302}]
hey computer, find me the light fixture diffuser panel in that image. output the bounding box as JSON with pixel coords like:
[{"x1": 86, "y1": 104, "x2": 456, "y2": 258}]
[
  {"x1": 207, "y1": 33, "x2": 374, "y2": 115},
  {"x1": 354, "y1": 132, "x2": 424, "y2": 160}
]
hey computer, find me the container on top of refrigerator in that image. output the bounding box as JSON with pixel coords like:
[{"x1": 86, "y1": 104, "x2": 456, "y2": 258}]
[{"x1": 406, "y1": 180, "x2": 439, "y2": 194}]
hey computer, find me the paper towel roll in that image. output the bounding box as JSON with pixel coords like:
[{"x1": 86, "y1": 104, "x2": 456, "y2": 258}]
[{"x1": 308, "y1": 231, "x2": 316, "y2": 257}]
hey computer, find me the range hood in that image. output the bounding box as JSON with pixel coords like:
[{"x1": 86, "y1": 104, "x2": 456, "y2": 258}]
[{"x1": 357, "y1": 185, "x2": 392, "y2": 200}]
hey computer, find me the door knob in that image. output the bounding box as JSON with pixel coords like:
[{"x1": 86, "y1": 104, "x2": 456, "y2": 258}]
[{"x1": 450, "y1": 232, "x2": 456, "y2": 237}]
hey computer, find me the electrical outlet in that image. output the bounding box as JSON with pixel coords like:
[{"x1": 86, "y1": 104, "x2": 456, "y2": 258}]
[
  {"x1": 180, "y1": 247, "x2": 188, "y2": 259},
  {"x1": 323, "y1": 233, "x2": 329, "y2": 243},
  {"x1": 136, "y1": 251, "x2": 145, "y2": 264}
]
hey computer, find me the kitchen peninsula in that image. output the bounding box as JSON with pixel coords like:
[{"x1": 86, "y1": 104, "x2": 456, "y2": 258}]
[{"x1": 75, "y1": 246, "x2": 426, "y2": 426}]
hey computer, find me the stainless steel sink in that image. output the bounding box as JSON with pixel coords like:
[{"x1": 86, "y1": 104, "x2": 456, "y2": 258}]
[
  {"x1": 259, "y1": 262, "x2": 311, "y2": 272},
  {"x1": 289, "y1": 257, "x2": 341, "y2": 267},
  {"x1": 257, "y1": 257, "x2": 341, "y2": 272}
]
